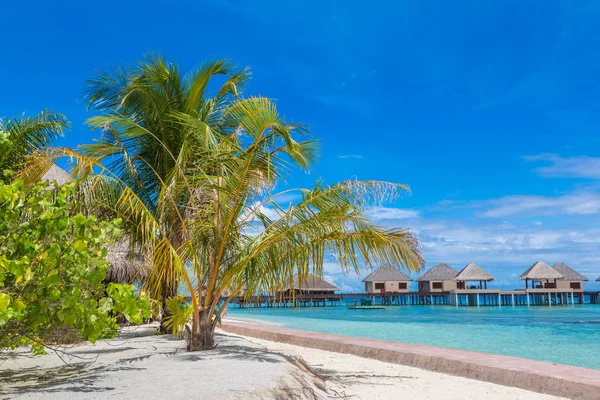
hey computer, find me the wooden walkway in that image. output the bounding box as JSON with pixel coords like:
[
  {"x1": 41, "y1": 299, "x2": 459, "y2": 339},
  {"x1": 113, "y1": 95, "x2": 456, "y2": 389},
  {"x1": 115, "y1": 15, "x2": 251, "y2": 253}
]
[{"x1": 229, "y1": 289, "x2": 600, "y2": 308}]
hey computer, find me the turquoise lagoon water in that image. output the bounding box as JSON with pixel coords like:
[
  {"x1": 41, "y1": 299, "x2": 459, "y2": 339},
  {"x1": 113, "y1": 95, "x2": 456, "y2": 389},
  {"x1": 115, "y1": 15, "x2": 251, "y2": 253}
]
[{"x1": 229, "y1": 305, "x2": 600, "y2": 370}]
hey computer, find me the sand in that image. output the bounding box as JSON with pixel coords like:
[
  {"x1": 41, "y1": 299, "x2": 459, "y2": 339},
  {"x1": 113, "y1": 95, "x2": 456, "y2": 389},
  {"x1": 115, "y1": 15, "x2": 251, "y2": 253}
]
[
  {"x1": 0, "y1": 324, "x2": 325, "y2": 399},
  {"x1": 0, "y1": 324, "x2": 566, "y2": 400},
  {"x1": 236, "y1": 332, "x2": 568, "y2": 400}
]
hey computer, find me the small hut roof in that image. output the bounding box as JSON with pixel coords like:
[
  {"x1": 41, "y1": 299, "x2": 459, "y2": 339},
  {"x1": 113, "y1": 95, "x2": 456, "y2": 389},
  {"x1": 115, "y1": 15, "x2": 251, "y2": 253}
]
[
  {"x1": 519, "y1": 261, "x2": 563, "y2": 280},
  {"x1": 105, "y1": 238, "x2": 147, "y2": 284},
  {"x1": 292, "y1": 274, "x2": 339, "y2": 291},
  {"x1": 41, "y1": 164, "x2": 71, "y2": 185},
  {"x1": 454, "y1": 262, "x2": 494, "y2": 282},
  {"x1": 416, "y1": 263, "x2": 459, "y2": 282},
  {"x1": 362, "y1": 264, "x2": 412, "y2": 282},
  {"x1": 551, "y1": 262, "x2": 589, "y2": 281}
]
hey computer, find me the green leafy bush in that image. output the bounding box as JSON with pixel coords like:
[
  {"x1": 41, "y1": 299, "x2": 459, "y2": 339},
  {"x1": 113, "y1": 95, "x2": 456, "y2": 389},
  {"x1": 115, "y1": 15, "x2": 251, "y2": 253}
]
[
  {"x1": 0, "y1": 178, "x2": 150, "y2": 354},
  {"x1": 163, "y1": 296, "x2": 193, "y2": 337}
]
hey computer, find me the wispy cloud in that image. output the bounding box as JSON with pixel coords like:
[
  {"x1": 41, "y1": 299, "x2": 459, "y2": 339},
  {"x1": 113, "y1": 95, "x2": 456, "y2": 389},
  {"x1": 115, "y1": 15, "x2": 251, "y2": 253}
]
[
  {"x1": 272, "y1": 192, "x2": 302, "y2": 204},
  {"x1": 525, "y1": 153, "x2": 600, "y2": 179},
  {"x1": 479, "y1": 192, "x2": 600, "y2": 217},
  {"x1": 366, "y1": 206, "x2": 419, "y2": 220},
  {"x1": 338, "y1": 154, "x2": 364, "y2": 159},
  {"x1": 243, "y1": 202, "x2": 281, "y2": 222}
]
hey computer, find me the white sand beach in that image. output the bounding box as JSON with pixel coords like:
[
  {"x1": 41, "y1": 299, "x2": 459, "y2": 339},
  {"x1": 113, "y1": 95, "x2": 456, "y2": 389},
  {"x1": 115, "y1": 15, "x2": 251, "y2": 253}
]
[
  {"x1": 239, "y1": 333, "x2": 568, "y2": 400},
  {"x1": 0, "y1": 324, "x2": 565, "y2": 400}
]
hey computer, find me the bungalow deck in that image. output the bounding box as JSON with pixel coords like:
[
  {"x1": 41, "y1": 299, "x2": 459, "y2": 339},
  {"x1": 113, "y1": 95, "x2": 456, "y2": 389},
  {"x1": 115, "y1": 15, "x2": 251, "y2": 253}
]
[{"x1": 229, "y1": 289, "x2": 600, "y2": 308}]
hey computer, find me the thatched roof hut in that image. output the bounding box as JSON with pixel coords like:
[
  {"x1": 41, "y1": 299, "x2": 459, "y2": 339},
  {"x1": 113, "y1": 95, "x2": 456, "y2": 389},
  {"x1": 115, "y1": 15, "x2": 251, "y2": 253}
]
[
  {"x1": 416, "y1": 263, "x2": 459, "y2": 292},
  {"x1": 291, "y1": 274, "x2": 339, "y2": 293},
  {"x1": 41, "y1": 164, "x2": 71, "y2": 185},
  {"x1": 519, "y1": 261, "x2": 563, "y2": 281},
  {"x1": 454, "y1": 262, "x2": 494, "y2": 282},
  {"x1": 416, "y1": 263, "x2": 458, "y2": 281},
  {"x1": 454, "y1": 262, "x2": 493, "y2": 289},
  {"x1": 362, "y1": 264, "x2": 412, "y2": 293},
  {"x1": 551, "y1": 262, "x2": 589, "y2": 281},
  {"x1": 105, "y1": 238, "x2": 148, "y2": 284},
  {"x1": 362, "y1": 264, "x2": 412, "y2": 282},
  {"x1": 519, "y1": 261, "x2": 563, "y2": 289}
]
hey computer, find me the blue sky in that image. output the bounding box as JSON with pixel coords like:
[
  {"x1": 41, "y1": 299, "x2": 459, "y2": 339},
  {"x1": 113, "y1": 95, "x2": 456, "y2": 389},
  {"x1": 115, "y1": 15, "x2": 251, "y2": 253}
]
[{"x1": 3, "y1": 0, "x2": 600, "y2": 291}]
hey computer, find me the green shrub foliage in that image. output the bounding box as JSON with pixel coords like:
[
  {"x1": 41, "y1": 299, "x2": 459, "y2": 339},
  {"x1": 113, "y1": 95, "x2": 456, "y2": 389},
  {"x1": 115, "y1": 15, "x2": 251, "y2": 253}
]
[{"x1": 0, "y1": 178, "x2": 150, "y2": 354}]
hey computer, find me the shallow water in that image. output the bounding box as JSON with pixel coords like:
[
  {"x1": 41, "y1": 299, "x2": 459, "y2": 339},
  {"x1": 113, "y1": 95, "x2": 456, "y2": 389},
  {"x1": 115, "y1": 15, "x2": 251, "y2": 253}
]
[{"x1": 229, "y1": 305, "x2": 600, "y2": 370}]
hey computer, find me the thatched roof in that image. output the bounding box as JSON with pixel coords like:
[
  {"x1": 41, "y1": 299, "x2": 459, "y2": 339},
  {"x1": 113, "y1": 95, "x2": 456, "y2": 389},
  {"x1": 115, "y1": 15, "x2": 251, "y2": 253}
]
[
  {"x1": 41, "y1": 164, "x2": 71, "y2": 185},
  {"x1": 519, "y1": 261, "x2": 563, "y2": 281},
  {"x1": 454, "y1": 262, "x2": 494, "y2": 282},
  {"x1": 416, "y1": 263, "x2": 458, "y2": 282},
  {"x1": 551, "y1": 262, "x2": 589, "y2": 281},
  {"x1": 292, "y1": 274, "x2": 339, "y2": 291},
  {"x1": 362, "y1": 264, "x2": 412, "y2": 282},
  {"x1": 105, "y1": 238, "x2": 148, "y2": 284}
]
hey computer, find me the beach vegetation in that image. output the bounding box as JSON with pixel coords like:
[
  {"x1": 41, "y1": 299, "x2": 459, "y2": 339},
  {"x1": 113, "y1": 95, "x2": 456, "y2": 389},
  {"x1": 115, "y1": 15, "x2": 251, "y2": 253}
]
[
  {"x1": 163, "y1": 296, "x2": 193, "y2": 337},
  {"x1": 0, "y1": 178, "x2": 150, "y2": 354}
]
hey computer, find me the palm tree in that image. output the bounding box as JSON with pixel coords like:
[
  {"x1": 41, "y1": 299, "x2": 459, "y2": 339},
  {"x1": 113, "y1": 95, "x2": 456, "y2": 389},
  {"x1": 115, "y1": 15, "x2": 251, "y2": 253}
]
[
  {"x1": 26, "y1": 55, "x2": 424, "y2": 350},
  {"x1": 78, "y1": 55, "x2": 250, "y2": 330},
  {"x1": 0, "y1": 111, "x2": 68, "y2": 179}
]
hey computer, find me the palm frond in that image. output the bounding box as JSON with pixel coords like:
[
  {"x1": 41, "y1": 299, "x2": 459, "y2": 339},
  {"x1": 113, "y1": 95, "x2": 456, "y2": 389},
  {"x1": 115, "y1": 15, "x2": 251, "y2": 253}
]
[
  {"x1": 163, "y1": 296, "x2": 193, "y2": 337},
  {"x1": 0, "y1": 111, "x2": 69, "y2": 175}
]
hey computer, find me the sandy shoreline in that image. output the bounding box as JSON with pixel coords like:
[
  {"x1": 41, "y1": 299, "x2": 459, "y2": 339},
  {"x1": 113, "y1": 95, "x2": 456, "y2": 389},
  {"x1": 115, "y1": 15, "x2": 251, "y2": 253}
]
[
  {"x1": 232, "y1": 331, "x2": 566, "y2": 400},
  {"x1": 0, "y1": 324, "x2": 565, "y2": 400}
]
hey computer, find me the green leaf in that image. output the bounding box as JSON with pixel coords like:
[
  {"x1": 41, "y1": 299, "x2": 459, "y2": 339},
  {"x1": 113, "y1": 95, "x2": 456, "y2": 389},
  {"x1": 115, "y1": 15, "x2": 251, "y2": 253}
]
[
  {"x1": 74, "y1": 240, "x2": 88, "y2": 252},
  {"x1": 0, "y1": 293, "x2": 10, "y2": 312},
  {"x1": 98, "y1": 297, "x2": 113, "y2": 313},
  {"x1": 13, "y1": 298, "x2": 25, "y2": 312}
]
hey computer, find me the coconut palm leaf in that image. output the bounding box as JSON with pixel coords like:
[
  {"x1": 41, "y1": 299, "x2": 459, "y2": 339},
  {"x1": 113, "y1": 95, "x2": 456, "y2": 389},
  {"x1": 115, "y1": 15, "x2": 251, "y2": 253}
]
[{"x1": 0, "y1": 110, "x2": 68, "y2": 178}]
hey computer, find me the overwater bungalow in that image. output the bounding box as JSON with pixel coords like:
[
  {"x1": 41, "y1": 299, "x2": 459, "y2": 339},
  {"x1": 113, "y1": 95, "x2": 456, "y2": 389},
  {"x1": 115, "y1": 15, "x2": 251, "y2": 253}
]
[
  {"x1": 454, "y1": 262, "x2": 494, "y2": 289},
  {"x1": 287, "y1": 274, "x2": 339, "y2": 296},
  {"x1": 551, "y1": 262, "x2": 588, "y2": 291},
  {"x1": 416, "y1": 263, "x2": 459, "y2": 292},
  {"x1": 362, "y1": 264, "x2": 412, "y2": 293},
  {"x1": 519, "y1": 261, "x2": 563, "y2": 289}
]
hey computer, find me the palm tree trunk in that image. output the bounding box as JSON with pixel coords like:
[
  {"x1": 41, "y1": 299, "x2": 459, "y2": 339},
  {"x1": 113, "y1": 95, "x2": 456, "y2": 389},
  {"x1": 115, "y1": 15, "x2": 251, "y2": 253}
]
[
  {"x1": 187, "y1": 308, "x2": 215, "y2": 351},
  {"x1": 159, "y1": 229, "x2": 183, "y2": 333}
]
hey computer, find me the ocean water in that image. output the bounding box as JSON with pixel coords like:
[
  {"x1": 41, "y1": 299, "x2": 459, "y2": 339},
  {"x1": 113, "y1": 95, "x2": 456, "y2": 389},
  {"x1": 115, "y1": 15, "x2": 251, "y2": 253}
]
[{"x1": 229, "y1": 305, "x2": 600, "y2": 370}]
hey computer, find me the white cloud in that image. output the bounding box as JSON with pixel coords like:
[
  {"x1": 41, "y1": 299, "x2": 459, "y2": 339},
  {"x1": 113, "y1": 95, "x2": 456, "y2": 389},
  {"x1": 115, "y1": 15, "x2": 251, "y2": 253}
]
[
  {"x1": 325, "y1": 273, "x2": 363, "y2": 293},
  {"x1": 243, "y1": 202, "x2": 281, "y2": 221},
  {"x1": 525, "y1": 154, "x2": 600, "y2": 179},
  {"x1": 338, "y1": 154, "x2": 364, "y2": 159},
  {"x1": 479, "y1": 192, "x2": 600, "y2": 217},
  {"x1": 366, "y1": 206, "x2": 419, "y2": 220},
  {"x1": 272, "y1": 192, "x2": 302, "y2": 204},
  {"x1": 241, "y1": 203, "x2": 282, "y2": 237},
  {"x1": 417, "y1": 221, "x2": 600, "y2": 263}
]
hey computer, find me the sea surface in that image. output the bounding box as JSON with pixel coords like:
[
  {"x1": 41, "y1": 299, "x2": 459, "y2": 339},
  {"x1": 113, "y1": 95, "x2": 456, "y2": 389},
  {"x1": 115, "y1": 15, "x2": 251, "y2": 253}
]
[{"x1": 229, "y1": 305, "x2": 600, "y2": 370}]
